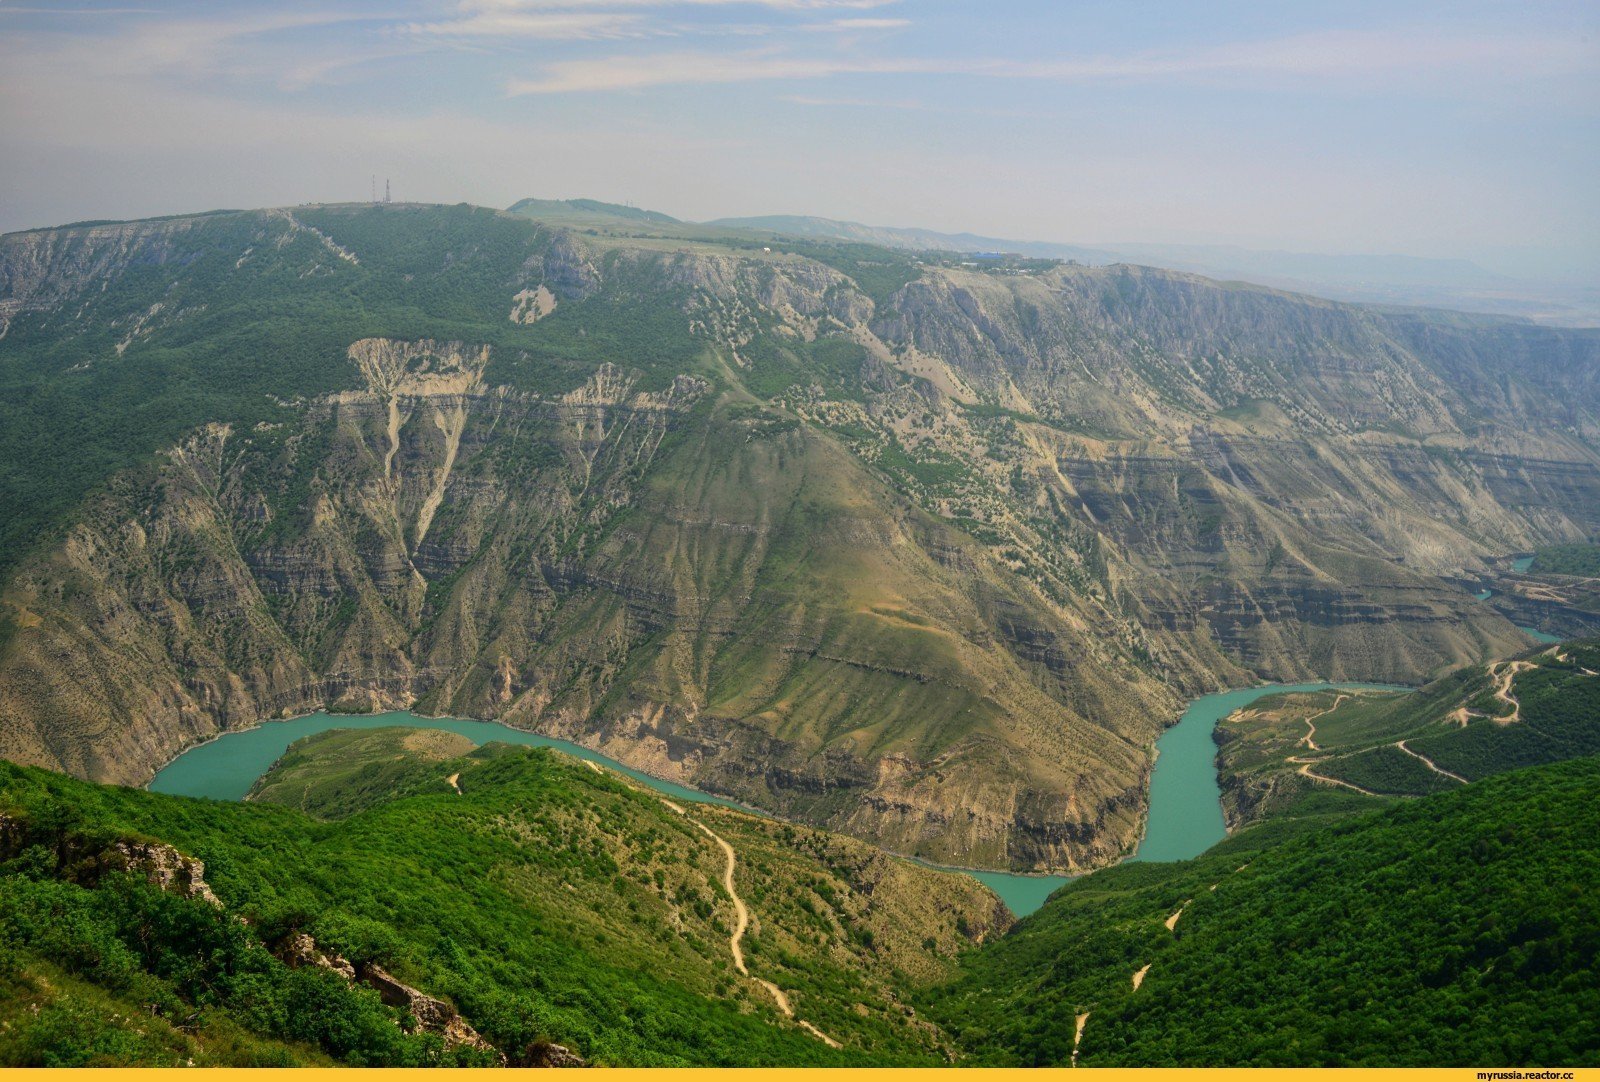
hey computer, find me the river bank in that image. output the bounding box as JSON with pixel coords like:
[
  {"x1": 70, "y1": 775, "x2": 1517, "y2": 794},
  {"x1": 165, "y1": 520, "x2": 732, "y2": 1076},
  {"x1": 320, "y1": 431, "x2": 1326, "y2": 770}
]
[{"x1": 148, "y1": 684, "x2": 1412, "y2": 916}]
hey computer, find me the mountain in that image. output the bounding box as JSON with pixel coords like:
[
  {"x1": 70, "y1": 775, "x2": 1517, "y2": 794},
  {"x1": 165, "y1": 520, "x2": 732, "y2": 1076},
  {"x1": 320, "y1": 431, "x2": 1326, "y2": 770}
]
[
  {"x1": 922, "y1": 753, "x2": 1600, "y2": 1066},
  {"x1": 0, "y1": 736, "x2": 1005, "y2": 1065},
  {"x1": 506, "y1": 198, "x2": 682, "y2": 228},
  {"x1": 708, "y1": 214, "x2": 1600, "y2": 327},
  {"x1": 1, "y1": 199, "x2": 1599, "y2": 872},
  {"x1": 703, "y1": 214, "x2": 1118, "y2": 265},
  {"x1": 1214, "y1": 638, "x2": 1600, "y2": 827},
  {"x1": 3, "y1": 719, "x2": 1595, "y2": 1065}
]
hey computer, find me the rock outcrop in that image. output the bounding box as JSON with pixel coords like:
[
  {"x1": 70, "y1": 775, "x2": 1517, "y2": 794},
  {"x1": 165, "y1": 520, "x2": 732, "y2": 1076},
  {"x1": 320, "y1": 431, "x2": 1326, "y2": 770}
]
[
  {"x1": 357, "y1": 963, "x2": 503, "y2": 1059},
  {"x1": 273, "y1": 931, "x2": 505, "y2": 1060},
  {"x1": 111, "y1": 840, "x2": 223, "y2": 907}
]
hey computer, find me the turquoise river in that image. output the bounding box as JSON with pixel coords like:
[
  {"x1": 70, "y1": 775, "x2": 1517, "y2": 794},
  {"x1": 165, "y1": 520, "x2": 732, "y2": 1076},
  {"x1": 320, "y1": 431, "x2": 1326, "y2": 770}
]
[{"x1": 150, "y1": 683, "x2": 1410, "y2": 916}]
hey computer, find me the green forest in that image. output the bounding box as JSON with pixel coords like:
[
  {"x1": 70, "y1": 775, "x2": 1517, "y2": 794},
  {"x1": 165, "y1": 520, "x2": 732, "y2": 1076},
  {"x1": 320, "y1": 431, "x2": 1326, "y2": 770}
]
[
  {"x1": 1529, "y1": 543, "x2": 1600, "y2": 577},
  {"x1": 4, "y1": 730, "x2": 1597, "y2": 1065},
  {"x1": 923, "y1": 756, "x2": 1600, "y2": 1066},
  {"x1": 0, "y1": 737, "x2": 1000, "y2": 1067}
]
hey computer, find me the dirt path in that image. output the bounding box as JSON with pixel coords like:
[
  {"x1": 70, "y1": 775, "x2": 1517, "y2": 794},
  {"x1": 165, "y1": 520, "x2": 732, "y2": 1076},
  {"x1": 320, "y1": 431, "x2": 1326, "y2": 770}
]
[
  {"x1": 445, "y1": 772, "x2": 461, "y2": 794},
  {"x1": 1300, "y1": 694, "x2": 1347, "y2": 751},
  {"x1": 1395, "y1": 740, "x2": 1468, "y2": 784},
  {"x1": 1131, "y1": 964, "x2": 1151, "y2": 990},
  {"x1": 691, "y1": 816, "x2": 841, "y2": 1048},
  {"x1": 1491, "y1": 660, "x2": 1535, "y2": 722},
  {"x1": 1287, "y1": 756, "x2": 1379, "y2": 795},
  {"x1": 651, "y1": 785, "x2": 841, "y2": 1048},
  {"x1": 1164, "y1": 902, "x2": 1189, "y2": 931},
  {"x1": 1072, "y1": 1012, "x2": 1090, "y2": 1066},
  {"x1": 797, "y1": 1020, "x2": 839, "y2": 1046},
  {"x1": 1277, "y1": 694, "x2": 1382, "y2": 795}
]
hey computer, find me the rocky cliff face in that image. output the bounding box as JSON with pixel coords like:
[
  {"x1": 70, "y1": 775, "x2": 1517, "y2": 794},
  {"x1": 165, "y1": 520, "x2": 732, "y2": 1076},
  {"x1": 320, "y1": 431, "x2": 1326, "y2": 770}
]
[
  {"x1": 0, "y1": 322, "x2": 1171, "y2": 870},
  {"x1": 848, "y1": 262, "x2": 1598, "y2": 686},
  {"x1": 1, "y1": 204, "x2": 1595, "y2": 870}
]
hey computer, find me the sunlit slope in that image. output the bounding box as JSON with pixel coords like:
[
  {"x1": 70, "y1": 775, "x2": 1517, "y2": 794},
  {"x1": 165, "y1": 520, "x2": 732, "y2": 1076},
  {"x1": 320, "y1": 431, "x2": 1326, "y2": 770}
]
[
  {"x1": 0, "y1": 736, "x2": 1005, "y2": 1066},
  {"x1": 1215, "y1": 638, "x2": 1600, "y2": 825},
  {"x1": 923, "y1": 754, "x2": 1600, "y2": 1066}
]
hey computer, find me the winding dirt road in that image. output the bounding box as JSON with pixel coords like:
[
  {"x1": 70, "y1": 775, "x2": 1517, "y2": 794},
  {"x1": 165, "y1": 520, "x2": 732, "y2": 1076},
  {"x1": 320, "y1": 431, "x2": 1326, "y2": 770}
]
[
  {"x1": 1395, "y1": 740, "x2": 1468, "y2": 783},
  {"x1": 1300, "y1": 694, "x2": 1346, "y2": 751},
  {"x1": 1287, "y1": 755, "x2": 1378, "y2": 795},
  {"x1": 1491, "y1": 660, "x2": 1535, "y2": 722},
  {"x1": 1279, "y1": 694, "x2": 1381, "y2": 795},
  {"x1": 657, "y1": 795, "x2": 842, "y2": 1047}
]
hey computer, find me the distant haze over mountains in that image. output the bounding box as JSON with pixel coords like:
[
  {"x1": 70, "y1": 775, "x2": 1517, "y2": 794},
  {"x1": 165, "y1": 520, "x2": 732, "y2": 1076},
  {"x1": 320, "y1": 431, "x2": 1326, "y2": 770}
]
[{"x1": 705, "y1": 213, "x2": 1600, "y2": 328}]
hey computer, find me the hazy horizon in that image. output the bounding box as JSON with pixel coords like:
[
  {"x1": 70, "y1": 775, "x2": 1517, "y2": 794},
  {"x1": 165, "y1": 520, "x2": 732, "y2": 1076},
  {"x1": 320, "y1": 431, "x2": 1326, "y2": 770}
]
[{"x1": 2, "y1": 0, "x2": 1597, "y2": 283}]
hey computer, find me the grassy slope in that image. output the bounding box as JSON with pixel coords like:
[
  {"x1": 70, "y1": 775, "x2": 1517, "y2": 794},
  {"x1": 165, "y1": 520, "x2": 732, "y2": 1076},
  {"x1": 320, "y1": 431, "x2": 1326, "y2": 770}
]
[
  {"x1": 247, "y1": 728, "x2": 475, "y2": 816},
  {"x1": 922, "y1": 755, "x2": 1600, "y2": 1066},
  {"x1": 1215, "y1": 639, "x2": 1600, "y2": 825},
  {"x1": 0, "y1": 735, "x2": 1004, "y2": 1066}
]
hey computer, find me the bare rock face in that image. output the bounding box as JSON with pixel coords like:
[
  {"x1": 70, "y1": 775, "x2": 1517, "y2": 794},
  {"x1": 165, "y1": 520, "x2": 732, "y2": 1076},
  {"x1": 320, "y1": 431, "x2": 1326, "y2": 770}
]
[
  {"x1": 278, "y1": 931, "x2": 357, "y2": 980},
  {"x1": 0, "y1": 217, "x2": 206, "y2": 339},
  {"x1": 510, "y1": 285, "x2": 557, "y2": 324},
  {"x1": 273, "y1": 932, "x2": 504, "y2": 1060},
  {"x1": 111, "y1": 840, "x2": 223, "y2": 907},
  {"x1": 358, "y1": 963, "x2": 503, "y2": 1060},
  {"x1": 540, "y1": 231, "x2": 600, "y2": 301}
]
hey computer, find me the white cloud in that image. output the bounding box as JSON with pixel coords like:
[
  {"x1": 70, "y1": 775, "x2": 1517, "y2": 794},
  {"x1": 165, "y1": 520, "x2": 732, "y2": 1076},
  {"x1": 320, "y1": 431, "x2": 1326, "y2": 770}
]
[
  {"x1": 803, "y1": 17, "x2": 909, "y2": 31},
  {"x1": 508, "y1": 50, "x2": 929, "y2": 93},
  {"x1": 399, "y1": 0, "x2": 901, "y2": 42},
  {"x1": 402, "y1": 10, "x2": 646, "y2": 39},
  {"x1": 506, "y1": 29, "x2": 1595, "y2": 94}
]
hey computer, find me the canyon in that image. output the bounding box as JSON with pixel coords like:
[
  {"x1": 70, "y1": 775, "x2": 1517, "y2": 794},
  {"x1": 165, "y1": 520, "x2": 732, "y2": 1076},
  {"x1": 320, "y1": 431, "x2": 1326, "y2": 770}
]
[{"x1": 1, "y1": 200, "x2": 1596, "y2": 870}]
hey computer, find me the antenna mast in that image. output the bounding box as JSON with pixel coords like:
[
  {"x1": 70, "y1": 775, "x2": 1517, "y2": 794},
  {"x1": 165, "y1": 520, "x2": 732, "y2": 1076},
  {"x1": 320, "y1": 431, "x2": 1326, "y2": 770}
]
[{"x1": 385, "y1": 178, "x2": 391, "y2": 204}]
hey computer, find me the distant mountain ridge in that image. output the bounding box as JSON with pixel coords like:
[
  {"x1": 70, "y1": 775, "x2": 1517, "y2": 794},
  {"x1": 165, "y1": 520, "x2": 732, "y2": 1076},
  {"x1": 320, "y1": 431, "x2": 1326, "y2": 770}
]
[
  {"x1": 707, "y1": 213, "x2": 1599, "y2": 327},
  {"x1": 508, "y1": 197, "x2": 680, "y2": 226}
]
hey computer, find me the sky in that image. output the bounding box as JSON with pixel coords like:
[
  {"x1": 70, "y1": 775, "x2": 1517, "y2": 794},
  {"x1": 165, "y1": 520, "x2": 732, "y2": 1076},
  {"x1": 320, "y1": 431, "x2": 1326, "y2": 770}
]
[{"x1": 1, "y1": 0, "x2": 1597, "y2": 281}]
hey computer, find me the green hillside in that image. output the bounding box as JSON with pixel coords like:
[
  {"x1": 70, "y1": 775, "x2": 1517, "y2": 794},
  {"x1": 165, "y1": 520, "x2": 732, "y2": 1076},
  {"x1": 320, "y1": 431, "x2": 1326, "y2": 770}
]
[
  {"x1": 923, "y1": 755, "x2": 1600, "y2": 1066},
  {"x1": 1214, "y1": 639, "x2": 1600, "y2": 827},
  {"x1": 5, "y1": 687, "x2": 1600, "y2": 1066},
  {"x1": 1529, "y1": 543, "x2": 1600, "y2": 577},
  {"x1": 0, "y1": 738, "x2": 1004, "y2": 1066}
]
